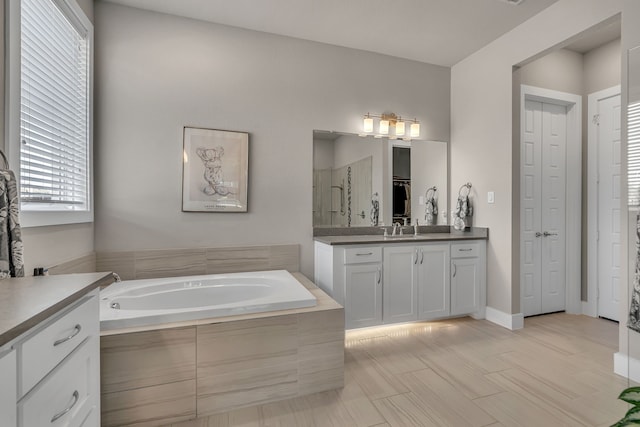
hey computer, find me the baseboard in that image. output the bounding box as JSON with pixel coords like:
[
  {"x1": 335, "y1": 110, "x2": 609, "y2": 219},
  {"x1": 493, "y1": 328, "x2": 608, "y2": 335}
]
[
  {"x1": 614, "y1": 352, "x2": 640, "y2": 383},
  {"x1": 485, "y1": 306, "x2": 524, "y2": 330}
]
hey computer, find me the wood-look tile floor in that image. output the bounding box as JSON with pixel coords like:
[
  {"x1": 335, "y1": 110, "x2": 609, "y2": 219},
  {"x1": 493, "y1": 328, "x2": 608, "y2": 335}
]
[{"x1": 166, "y1": 313, "x2": 631, "y2": 427}]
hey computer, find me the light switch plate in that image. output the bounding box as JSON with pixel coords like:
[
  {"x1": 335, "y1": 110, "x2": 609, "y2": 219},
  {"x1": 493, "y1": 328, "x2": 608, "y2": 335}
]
[{"x1": 488, "y1": 191, "x2": 495, "y2": 204}]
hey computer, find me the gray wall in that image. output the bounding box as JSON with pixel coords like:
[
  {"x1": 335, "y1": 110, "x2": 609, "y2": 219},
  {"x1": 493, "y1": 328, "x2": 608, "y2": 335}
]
[
  {"x1": 451, "y1": 0, "x2": 621, "y2": 315},
  {"x1": 93, "y1": 2, "x2": 451, "y2": 277},
  {"x1": 516, "y1": 41, "x2": 621, "y2": 302}
]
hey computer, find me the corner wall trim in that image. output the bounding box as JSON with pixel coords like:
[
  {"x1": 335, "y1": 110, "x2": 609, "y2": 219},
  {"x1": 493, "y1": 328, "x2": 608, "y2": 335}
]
[
  {"x1": 614, "y1": 352, "x2": 640, "y2": 383},
  {"x1": 485, "y1": 306, "x2": 524, "y2": 330}
]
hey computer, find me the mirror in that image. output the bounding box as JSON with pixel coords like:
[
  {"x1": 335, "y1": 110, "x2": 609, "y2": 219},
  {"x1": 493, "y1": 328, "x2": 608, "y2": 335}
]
[{"x1": 313, "y1": 130, "x2": 448, "y2": 227}]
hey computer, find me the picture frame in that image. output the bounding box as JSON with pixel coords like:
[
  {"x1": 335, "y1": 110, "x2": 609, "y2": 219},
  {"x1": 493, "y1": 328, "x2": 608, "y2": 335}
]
[{"x1": 182, "y1": 127, "x2": 249, "y2": 212}]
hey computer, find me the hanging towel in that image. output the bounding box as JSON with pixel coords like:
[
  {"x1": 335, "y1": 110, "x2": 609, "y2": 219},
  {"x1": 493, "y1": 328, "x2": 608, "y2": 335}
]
[
  {"x1": 425, "y1": 187, "x2": 438, "y2": 225},
  {"x1": 0, "y1": 170, "x2": 24, "y2": 278},
  {"x1": 629, "y1": 212, "x2": 640, "y2": 332}
]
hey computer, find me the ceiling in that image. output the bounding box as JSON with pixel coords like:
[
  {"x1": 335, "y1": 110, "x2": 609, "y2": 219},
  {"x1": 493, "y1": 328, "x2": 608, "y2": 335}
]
[{"x1": 103, "y1": 0, "x2": 560, "y2": 67}]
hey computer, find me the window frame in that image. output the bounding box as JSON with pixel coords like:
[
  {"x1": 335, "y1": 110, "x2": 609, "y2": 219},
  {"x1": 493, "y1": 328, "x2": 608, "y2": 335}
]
[{"x1": 5, "y1": 0, "x2": 94, "y2": 227}]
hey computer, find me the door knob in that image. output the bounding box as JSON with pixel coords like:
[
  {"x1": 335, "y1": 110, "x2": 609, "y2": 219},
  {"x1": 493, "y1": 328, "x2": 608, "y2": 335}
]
[{"x1": 535, "y1": 232, "x2": 542, "y2": 238}]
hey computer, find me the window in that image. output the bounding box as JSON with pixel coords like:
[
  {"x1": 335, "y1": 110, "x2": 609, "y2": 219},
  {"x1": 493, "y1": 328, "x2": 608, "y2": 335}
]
[
  {"x1": 6, "y1": 0, "x2": 93, "y2": 227},
  {"x1": 629, "y1": 46, "x2": 640, "y2": 208}
]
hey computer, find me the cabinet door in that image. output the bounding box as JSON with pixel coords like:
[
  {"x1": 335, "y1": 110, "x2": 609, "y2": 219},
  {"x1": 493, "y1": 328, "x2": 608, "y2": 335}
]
[
  {"x1": 417, "y1": 244, "x2": 450, "y2": 320},
  {"x1": 383, "y1": 246, "x2": 418, "y2": 324},
  {"x1": 0, "y1": 348, "x2": 16, "y2": 427},
  {"x1": 451, "y1": 257, "x2": 480, "y2": 315},
  {"x1": 345, "y1": 264, "x2": 382, "y2": 329}
]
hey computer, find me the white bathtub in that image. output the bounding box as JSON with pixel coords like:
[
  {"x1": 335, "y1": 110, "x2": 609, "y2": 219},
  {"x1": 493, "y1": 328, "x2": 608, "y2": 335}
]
[{"x1": 100, "y1": 270, "x2": 317, "y2": 330}]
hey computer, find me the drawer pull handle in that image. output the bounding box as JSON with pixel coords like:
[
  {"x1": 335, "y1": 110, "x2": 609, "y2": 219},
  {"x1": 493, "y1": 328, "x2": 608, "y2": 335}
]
[
  {"x1": 377, "y1": 267, "x2": 381, "y2": 284},
  {"x1": 53, "y1": 324, "x2": 82, "y2": 347},
  {"x1": 51, "y1": 390, "x2": 79, "y2": 423},
  {"x1": 420, "y1": 249, "x2": 424, "y2": 265},
  {"x1": 356, "y1": 252, "x2": 373, "y2": 256},
  {"x1": 459, "y1": 248, "x2": 473, "y2": 252},
  {"x1": 453, "y1": 263, "x2": 457, "y2": 278}
]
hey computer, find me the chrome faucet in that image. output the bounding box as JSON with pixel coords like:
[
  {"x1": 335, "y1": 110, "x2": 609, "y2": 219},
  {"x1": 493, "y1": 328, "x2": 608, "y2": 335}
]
[
  {"x1": 392, "y1": 222, "x2": 402, "y2": 236},
  {"x1": 112, "y1": 272, "x2": 122, "y2": 283},
  {"x1": 414, "y1": 219, "x2": 419, "y2": 236}
]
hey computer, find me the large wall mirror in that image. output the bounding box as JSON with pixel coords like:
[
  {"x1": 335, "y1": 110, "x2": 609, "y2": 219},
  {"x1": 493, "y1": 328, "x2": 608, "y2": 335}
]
[{"x1": 313, "y1": 130, "x2": 448, "y2": 228}]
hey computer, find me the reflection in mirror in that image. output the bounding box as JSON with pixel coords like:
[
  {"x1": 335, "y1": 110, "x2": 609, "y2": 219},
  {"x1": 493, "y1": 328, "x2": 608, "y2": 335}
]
[{"x1": 313, "y1": 130, "x2": 448, "y2": 227}]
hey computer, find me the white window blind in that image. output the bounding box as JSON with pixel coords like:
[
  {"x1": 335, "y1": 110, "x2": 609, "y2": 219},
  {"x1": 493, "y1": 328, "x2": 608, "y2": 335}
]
[
  {"x1": 629, "y1": 101, "x2": 640, "y2": 207},
  {"x1": 20, "y1": 0, "x2": 90, "y2": 212}
]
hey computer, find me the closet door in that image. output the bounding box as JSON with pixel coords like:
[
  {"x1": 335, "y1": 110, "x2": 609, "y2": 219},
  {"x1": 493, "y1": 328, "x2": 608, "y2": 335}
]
[{"x1": 521, "y1": 100, "x2": 567, "y2": 316}]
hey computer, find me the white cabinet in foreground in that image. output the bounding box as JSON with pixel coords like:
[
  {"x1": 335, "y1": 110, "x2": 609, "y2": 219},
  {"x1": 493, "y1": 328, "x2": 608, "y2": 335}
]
[
  {"x1": 0, "y1": 290, "x2": 100, "y2": 427},
  {"x1": 315, "y1": 239, "x2": 486, "y2": 329},
  {"x1": 0, "y1": 348, "x2": 16, "y2": 426}
]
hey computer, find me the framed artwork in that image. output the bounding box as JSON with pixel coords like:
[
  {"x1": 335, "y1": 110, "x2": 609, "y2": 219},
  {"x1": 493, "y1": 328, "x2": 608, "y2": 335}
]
[{"x1": 182, "y1": 127, "x2": 249, "y2": 212}]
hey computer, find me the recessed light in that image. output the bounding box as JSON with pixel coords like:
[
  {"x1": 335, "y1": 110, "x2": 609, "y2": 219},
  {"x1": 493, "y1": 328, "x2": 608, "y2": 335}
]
[{"x1": 500, "y1": 0, "x2": 526, "y2": 5}]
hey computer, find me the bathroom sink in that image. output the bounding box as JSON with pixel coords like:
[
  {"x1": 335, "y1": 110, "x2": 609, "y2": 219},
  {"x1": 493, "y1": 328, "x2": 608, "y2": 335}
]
[{"x1": 383, "y1": 234, "x2": 418, "y2": 240}]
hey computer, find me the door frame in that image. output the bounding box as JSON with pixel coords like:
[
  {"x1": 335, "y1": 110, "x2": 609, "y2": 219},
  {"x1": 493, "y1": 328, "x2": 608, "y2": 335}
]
[
  {"x1": 520, "y1": 85, "x2": 582, "y2": 315},
  {"x1": 585, "y1": 85, "x2": 621, "y2": 317}
]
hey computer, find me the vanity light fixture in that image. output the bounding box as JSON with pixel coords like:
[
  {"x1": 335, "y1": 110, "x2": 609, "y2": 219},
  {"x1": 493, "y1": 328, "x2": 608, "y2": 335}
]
[{"x1": 361, "y1": 112, "x2": 420, "y2": 140}]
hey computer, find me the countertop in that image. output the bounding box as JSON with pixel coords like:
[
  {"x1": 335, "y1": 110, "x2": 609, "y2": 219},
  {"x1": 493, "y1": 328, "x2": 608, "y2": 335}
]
[
  {"x1": 314, "y1": 228, "x2": 488, "y2": 245},
  {"x1": 0, "y1": 272, "x2": 114, "y2": 347}
]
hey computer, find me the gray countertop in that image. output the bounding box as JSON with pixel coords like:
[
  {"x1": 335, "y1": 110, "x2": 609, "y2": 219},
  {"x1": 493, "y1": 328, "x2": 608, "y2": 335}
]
[
  {"x1": 0, "y1": 272, "x2": 114, "y2": 347},
  {"x1": 314, "y1": 228, "x2": 488, "y2": 245}
]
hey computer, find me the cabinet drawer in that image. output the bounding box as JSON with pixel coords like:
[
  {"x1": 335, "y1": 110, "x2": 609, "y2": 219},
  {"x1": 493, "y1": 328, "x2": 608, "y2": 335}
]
[
  {"x1": 344, "y1": 247, "x2": 382, "y2": 264},
  {"x1": 19, "y1": 337, "x2": 99, "y2": 427},
  {"x1": 19, "y1": 294, "x2": 98, "y2": 397},
  {"x1": 451, "y1": 242, "x2": 480, "y2": 258}
]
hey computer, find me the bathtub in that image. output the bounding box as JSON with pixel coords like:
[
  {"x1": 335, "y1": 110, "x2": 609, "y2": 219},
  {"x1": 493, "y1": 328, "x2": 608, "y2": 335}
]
[{"x1": 100, "y1": 269, "x2": 317, "y2": 330}]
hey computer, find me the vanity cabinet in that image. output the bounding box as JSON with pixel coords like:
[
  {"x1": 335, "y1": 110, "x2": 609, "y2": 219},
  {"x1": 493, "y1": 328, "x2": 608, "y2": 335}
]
[
  {"x1": 417, "y1": 244, "x2": 450, "y2": 320},
  {"x1": 0, "y1": 290, "x2": 100, "y2": 427},
  {"x1": 315, "y1": 238, "x2": 486, "y2": 329},
  {"x1": 383, "y1": 246, "x2": 418, "y2": 323},
  {"x1": 0, "y1": 348, "x2": 16, "y2": 426},
  {"x1": 451, "y1": 242, "x2": 484, "y2": 316}
]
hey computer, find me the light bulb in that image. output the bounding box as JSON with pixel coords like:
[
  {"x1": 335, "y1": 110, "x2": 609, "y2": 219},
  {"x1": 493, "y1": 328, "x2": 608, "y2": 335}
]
[
  {"x1": 396, "y1": 121, "x2": 405, "y2": 136},
  {"x1": 410, "y1": 122, "x2": 420, "y2": 138},
  {"x1": 379, "y1": 120, "x2": 389, "y2": 135},
  {"x1": 363, "y1": 116, "x2": 373, "y2": 133}
]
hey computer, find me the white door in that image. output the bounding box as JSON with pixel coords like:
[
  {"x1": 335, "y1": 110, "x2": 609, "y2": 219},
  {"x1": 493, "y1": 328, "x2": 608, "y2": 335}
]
[
  {"x1": 597, "y1": 94, "x2": 622, "y2": 321},
  {"x1": 521, "y1": 100, "x2": 567, "y2": 316}
]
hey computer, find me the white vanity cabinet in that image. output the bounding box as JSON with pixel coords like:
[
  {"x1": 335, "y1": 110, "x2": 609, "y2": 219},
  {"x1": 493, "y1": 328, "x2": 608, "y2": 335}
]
[
  {"x1": 315, "y1": 244, "x2": 383, "y2": 328},
  {"x1": 451, "y1": 242, "x2": 486, "y2": 317},
  {"x1": 0, "y1": 290, "x2": 101, "y2": 427},
  {"x1": 417, "y1": 244, "x2": 451, "y2": 320},
  {"x1": 382, "y1": 243, "x2": 450, "y2": 323},
  {"x1": 0, "y1": 347, "x2": 17, "y2": 427},
  {"x1": 383, "y1": 246, "x2": 418, "y2": 323},
  {"x1": 315, "y1": 238, "x2": 486, "y2": 329}
]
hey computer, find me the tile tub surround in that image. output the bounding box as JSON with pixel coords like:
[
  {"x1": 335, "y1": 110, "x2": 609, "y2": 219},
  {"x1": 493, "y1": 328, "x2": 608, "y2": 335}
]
[
  {"x1": 100, "y1": 273, "x2": 345, "y2": 426},
  {"x1": 96, "y1": 244, "x2": 300, "y2": 281}
]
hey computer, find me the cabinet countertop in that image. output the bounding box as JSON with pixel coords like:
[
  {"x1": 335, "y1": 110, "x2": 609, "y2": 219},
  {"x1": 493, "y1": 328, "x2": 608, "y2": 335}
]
[
  {"x1": 0, "y1": 272, "x2": 114, "y2": 347},
  {"x1": 314, "y1": 228, "x2": 488, "y2": 246}
]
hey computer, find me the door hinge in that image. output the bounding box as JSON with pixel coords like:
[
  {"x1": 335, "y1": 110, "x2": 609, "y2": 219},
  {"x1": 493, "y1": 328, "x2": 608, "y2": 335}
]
[{"x1": 593, "y1": 114, "x2": 600, "y2": 125}]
